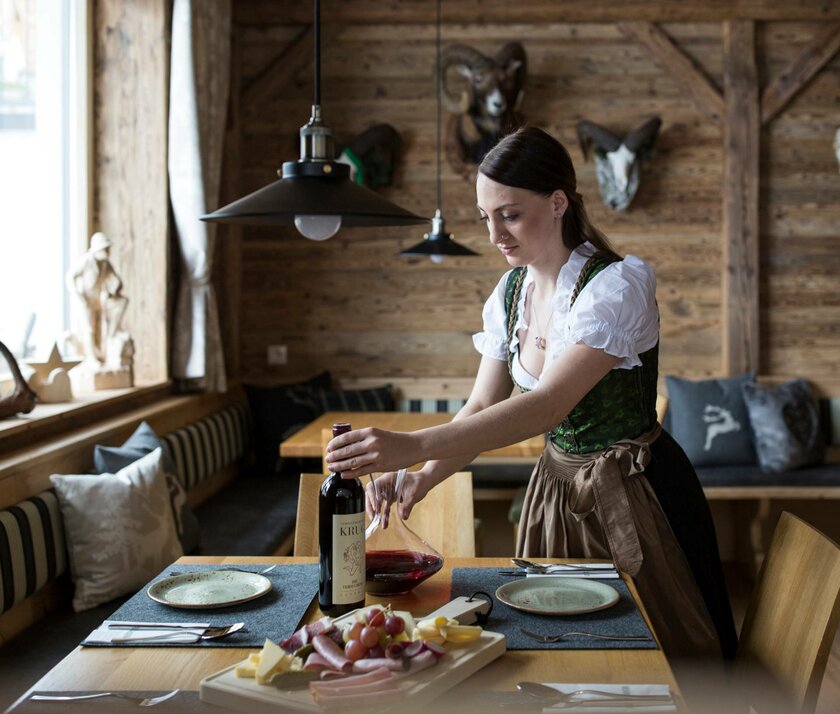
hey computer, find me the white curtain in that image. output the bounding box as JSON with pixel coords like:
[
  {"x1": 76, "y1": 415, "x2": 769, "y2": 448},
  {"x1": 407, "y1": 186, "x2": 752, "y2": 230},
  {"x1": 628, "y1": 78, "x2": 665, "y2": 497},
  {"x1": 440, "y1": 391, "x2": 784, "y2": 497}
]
[{"x1": 168, "y1": 0, "x2": 231, "y2": 393}]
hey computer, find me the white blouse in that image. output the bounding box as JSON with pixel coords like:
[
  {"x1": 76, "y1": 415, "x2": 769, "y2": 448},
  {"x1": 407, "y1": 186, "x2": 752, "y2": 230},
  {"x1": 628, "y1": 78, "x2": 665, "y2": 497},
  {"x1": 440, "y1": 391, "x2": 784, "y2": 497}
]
[{"x1": 472, "y1": 242, "x2": 659, "y2": 390}]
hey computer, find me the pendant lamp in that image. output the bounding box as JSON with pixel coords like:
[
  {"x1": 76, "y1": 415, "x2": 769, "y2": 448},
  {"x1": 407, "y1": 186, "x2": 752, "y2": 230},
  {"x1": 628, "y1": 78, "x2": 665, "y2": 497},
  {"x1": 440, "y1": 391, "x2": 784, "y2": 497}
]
[
  {"x1": 202, "y1": 0, "x2": 428, "y2": 239},
  {"x1": 399, "y1": 0, "x2": 479, "y2": 262}
]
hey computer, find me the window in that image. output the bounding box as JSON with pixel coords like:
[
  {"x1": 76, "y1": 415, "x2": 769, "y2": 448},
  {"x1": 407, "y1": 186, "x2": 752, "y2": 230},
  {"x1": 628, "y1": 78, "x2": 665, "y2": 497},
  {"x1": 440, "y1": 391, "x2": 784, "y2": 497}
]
[{"x1": 0, "y1": 0, "x2": 88, "y2": 376}]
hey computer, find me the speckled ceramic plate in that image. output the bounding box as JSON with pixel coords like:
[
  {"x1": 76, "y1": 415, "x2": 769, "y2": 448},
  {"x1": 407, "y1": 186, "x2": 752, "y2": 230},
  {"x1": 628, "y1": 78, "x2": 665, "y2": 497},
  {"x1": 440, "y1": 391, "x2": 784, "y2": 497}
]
[
  {"x1": 147, "y1": 570, "x2": 272, "y2": 609},
  {"x1": 495, "y1": 576, "x2": 619, "y2": 615}
]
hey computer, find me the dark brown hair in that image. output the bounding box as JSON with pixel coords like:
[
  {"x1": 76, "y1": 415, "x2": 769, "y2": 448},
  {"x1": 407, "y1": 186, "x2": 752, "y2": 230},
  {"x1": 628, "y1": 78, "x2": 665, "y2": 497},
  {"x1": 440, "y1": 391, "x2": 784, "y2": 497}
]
[{"x1": 478, "y1": 127, "x2": 619, "y2": 258}]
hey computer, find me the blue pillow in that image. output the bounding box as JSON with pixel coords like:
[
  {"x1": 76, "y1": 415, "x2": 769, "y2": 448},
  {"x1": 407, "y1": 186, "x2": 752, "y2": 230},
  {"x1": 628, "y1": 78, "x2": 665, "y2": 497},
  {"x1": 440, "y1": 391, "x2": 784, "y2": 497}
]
[
  {"x1": 741, "y1": 379, "x2": 826, "y2": 473},
  {"x1": 665, "y1": 373, "x2": 756, "y2": 467},
  {"x1": 94, "y1": 422, "x2": 201, "y2": 553}
]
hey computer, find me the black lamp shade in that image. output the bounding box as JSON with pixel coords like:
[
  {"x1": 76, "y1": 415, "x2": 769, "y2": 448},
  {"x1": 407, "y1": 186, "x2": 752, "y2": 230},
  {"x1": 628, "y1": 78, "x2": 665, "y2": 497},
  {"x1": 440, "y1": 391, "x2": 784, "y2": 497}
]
[
  {"x1": 202, "y1": 164, "x2": 427, "y2": 227},
  {"x1": 400, "y1": 229, "x2": 480, "y2": 257}
]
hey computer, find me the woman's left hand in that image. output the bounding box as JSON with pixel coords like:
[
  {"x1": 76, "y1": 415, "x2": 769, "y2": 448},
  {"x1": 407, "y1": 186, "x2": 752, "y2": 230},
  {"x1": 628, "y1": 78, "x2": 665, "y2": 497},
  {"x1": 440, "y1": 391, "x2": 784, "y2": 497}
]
[{"x1": 326, "y1": 427, "x2": 421, "y2": 477}]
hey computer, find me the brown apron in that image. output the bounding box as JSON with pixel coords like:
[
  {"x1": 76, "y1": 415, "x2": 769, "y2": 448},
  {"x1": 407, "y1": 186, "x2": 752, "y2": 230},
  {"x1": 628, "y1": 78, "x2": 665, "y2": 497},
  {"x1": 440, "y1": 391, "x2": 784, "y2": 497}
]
[{"x1": 515, "y1": 424, "x2": 721, "y2": 659}]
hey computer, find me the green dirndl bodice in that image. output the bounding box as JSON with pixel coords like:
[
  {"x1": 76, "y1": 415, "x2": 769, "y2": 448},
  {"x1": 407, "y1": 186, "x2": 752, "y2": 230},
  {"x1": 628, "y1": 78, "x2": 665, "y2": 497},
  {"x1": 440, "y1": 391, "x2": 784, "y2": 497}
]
[{"x1": 504, "y1": 253, "x2": 659, "y2": 454}]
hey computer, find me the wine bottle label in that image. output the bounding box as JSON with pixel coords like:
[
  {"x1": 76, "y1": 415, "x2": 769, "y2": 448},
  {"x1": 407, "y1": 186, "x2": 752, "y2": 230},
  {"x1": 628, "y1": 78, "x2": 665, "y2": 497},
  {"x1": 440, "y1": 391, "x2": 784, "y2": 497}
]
[{"x1": 331, "y1": 512, "x2": 366, "y2": 604}]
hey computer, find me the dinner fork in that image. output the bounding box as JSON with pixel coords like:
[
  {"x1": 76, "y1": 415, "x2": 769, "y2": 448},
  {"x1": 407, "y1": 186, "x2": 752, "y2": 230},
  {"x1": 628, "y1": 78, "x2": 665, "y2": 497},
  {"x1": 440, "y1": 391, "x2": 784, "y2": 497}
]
[
  {"x1": 30, "y1": 690, "x2": 180, "y2": 707},
  {"x1": 167, "y1": 565, "x2": 277, "y2": 576},
  {"x1": 520, "y1": 628, "x2": 652, "y2": 643}
]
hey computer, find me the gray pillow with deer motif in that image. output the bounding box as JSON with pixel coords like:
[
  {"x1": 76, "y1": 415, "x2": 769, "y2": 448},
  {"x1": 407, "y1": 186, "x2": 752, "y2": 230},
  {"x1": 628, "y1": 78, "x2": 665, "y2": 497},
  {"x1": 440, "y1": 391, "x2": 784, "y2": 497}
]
[
  {"x1": 665, "y1": 373, "x2": 757, "y2": 467},
  {"x1": 741, "y1": 379, "x2": 825, "y2": 473}
]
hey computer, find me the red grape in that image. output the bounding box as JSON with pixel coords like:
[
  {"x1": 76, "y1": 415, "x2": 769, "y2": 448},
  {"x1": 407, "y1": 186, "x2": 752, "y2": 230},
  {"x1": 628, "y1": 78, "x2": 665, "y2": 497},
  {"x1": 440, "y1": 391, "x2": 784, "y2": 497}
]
[
  {"x1": 359, "y1": 626, "x2": 380, "y2": 648},
  {"x1": 385, "y1": 642, "x2": 404, "y2": 659},
  {"x1": 384, "y1": 615, "x2": 405, "y2": 636},
  {"x1": 345, "y1": 639, "x2": 368, "y2": 661},
  {"x1": 366, "y1": 609, "x2": 386, "y2": 628}
]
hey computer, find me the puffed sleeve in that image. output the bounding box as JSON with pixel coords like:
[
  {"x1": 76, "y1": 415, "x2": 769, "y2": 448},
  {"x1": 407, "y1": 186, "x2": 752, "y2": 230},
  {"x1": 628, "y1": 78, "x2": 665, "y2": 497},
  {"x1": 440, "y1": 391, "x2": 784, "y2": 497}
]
[
  {"x1": 472, "y1": 270, "x2": 512, "y2": 361},
  {"x1": 560, "y1": 256, "x2": 659, "y2": 369}
]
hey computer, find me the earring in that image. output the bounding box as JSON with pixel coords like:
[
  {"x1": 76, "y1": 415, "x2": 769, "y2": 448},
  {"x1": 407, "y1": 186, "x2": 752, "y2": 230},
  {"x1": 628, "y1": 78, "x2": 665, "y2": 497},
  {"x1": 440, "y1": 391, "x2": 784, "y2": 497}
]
[{"x1": 554, "y1": 214, "x2": 561, "y2": 220}]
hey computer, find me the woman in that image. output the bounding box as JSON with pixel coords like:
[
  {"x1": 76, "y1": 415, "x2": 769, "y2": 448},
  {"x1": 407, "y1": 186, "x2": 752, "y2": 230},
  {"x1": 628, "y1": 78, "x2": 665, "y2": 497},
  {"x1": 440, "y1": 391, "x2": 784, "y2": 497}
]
[{"x1": 326, "y1": 127, "x2": 737, "y2": 660}]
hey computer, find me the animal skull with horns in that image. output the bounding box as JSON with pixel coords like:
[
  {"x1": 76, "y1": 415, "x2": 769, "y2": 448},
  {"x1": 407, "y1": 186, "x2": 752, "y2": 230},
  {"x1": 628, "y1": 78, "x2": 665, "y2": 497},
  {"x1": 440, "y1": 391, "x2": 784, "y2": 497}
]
[
  {"x1": 440, "y1": 42, "x2": 527, "y2": 180},
  {"x1": 576, "y1": 116, "x2": 662, "y2": 211}
]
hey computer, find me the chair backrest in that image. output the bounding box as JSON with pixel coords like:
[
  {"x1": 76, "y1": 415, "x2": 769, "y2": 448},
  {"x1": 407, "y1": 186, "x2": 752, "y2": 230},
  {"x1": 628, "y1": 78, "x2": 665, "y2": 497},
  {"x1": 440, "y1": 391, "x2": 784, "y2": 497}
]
[
  {"x1": 293, "y1": 471, "x2": 476, "y2": 558},
  {"x1": 735, "y1": 511, "x2": 840, "y2": 714}
]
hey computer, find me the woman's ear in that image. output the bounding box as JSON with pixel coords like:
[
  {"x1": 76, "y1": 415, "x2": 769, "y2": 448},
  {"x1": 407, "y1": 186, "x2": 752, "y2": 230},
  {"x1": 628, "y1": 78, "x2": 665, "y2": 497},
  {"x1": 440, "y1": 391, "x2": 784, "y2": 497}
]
[{"x1": 552, "y1": 190, "x2": 569, "y2": 219}]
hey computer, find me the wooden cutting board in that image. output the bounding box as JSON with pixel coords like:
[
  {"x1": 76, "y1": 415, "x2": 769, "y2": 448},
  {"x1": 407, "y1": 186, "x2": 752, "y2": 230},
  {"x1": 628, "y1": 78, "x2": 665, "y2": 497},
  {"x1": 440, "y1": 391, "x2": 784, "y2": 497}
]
[{"x1": 199, "y1": 630, "x2": 506, "y2": 712}]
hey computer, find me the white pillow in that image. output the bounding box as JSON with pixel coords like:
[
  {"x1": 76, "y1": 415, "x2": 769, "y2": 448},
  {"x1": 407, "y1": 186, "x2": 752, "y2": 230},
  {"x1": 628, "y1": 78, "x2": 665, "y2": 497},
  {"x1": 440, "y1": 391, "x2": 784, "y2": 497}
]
[{"x1": 50, "y1": 448, "x2": 183, "y2": 612}]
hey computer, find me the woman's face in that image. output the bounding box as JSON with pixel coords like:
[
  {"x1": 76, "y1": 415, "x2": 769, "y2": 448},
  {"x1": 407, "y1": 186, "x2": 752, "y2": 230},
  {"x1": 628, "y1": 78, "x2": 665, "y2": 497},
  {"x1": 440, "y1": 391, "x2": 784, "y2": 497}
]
[{"x1": 476, "y1": 173, "x2": 566, "y2": 268}]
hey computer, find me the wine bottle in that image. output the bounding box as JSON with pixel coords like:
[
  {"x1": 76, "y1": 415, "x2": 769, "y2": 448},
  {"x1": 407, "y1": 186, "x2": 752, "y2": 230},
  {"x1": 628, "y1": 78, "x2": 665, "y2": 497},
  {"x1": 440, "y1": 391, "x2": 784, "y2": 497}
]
[{"x1": 318, "y1": 422, "x2": 366, "y2": 615}]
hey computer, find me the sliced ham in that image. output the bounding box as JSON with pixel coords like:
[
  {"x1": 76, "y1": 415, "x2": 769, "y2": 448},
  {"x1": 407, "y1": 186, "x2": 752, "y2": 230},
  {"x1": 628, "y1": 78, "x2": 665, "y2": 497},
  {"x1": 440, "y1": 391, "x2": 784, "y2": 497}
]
[
  {"x1": 302, "y1": 652, "x2": 332, "y2": 672},
  {"x1": 312, "y1": 634, "x2": 353, "y2": 673},
  {"x1": 352, "y1": 657, "x2": 407, "y2": 673},
  {"x1": 279, "y1": 615, "x2": 334, "y2": 653},
  {"x1": 310, "y1": 667, "x2": 392, "y2": 692}
]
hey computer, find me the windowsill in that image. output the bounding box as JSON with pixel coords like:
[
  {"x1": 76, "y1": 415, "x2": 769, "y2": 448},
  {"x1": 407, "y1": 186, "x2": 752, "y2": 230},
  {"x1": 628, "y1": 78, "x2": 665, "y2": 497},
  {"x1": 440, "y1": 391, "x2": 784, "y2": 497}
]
[{"x1": 0, "y1": 381, "x2": 173, "y2": 452}]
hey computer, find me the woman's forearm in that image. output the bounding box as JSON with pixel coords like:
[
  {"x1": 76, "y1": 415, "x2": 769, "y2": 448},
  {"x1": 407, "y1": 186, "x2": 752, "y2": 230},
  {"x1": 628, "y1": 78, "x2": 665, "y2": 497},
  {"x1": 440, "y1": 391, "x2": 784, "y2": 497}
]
[{"x1": 417, "y1": 402, "x2": 484, "y2": 486}]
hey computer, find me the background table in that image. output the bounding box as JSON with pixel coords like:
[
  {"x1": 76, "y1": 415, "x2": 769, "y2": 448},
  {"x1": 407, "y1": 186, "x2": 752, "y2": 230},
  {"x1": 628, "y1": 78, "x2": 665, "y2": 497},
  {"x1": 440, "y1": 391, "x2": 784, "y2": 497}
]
[{"x1": 279, "y1": 411, "x2": 545, "y2": 461}]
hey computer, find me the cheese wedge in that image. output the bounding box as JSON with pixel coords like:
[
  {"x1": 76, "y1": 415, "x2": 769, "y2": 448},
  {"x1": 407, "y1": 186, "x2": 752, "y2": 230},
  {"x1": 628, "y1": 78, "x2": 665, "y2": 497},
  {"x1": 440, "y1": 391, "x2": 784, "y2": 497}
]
[
  {"x1": 234, "y1": 658, "x2": 258, "y2": 678},
  {"x1": 255, "y1": 639, "x2": 287, "y2": 684}
]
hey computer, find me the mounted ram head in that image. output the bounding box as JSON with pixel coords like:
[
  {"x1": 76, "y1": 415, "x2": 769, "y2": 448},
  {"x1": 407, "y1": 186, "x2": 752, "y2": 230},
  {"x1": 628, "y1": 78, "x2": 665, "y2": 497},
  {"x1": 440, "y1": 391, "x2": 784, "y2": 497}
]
[
  {"x1": 576, "y1": 116, "x2": 662, "y2": 211},
  {"x1": 441, "y1": 42, "x2": 527, "y2": 180}
]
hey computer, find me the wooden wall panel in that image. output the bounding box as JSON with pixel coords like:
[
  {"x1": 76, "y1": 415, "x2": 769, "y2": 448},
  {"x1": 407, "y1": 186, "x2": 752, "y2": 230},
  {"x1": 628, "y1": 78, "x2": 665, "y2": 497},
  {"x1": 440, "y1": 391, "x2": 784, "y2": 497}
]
[
  {"x1": 93, "y1": 0, "x2": 170, "y2": 386},
  {"x1": 229, "y1": 6, "x2": 838, "y2": 396},
  {"x1": 758, "y1": 23, "x2": 840, "y2": 393}
]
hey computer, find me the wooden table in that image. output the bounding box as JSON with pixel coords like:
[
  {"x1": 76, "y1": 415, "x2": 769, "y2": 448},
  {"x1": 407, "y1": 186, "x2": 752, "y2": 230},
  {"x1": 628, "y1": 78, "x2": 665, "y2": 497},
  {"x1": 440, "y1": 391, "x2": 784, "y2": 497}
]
[
  {"x1": 23, "y1": 556, "x2": 681, "y2": 707},
  {"x1": 279, "y1": 411, "x2": 545, "y2": 462}
]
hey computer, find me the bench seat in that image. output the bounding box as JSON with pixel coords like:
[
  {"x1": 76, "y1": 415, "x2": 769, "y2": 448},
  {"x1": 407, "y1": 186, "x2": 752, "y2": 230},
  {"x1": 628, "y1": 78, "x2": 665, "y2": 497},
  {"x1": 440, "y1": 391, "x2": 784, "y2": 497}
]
[{"x1": 696, "y1": 463, "x2": 840, "y2": 490}]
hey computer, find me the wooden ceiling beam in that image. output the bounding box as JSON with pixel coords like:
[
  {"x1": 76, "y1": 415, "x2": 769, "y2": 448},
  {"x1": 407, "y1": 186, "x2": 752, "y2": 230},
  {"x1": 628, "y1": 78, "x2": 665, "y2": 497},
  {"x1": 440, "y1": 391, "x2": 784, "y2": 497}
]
[
  {"x1": 760, "y1": 23, "x2": 840, "y2": 125},
  {"x1": 618, "y1": 22, "x2": 724, "y2": 126},
  {"x1": 233, "y1": 1, "x2": 840, "y2": 26}
]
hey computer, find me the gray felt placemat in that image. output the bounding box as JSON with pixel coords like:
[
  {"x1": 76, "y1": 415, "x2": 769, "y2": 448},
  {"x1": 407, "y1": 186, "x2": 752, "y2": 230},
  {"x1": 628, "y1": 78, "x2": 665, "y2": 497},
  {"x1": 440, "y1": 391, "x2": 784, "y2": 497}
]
[
  {"x1": 81, "y1": 564, "x2": 318, "y2": 649},
  {"x1": 451, "y1": 568, "x2": 657, "y2": 650}
]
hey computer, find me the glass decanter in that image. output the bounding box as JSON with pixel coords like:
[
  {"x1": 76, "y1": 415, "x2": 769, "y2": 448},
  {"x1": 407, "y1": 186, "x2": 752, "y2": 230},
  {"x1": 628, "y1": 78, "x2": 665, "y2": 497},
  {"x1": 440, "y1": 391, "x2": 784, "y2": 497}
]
[{"x1": 364, "y1": 469, "x2": 444, "y2": 595}]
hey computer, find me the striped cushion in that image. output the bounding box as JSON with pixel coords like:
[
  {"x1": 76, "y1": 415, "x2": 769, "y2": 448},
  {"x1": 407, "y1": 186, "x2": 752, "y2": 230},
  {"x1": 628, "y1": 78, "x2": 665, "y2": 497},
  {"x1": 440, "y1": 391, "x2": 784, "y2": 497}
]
[
  {"x1": 0, "y1": 491, "x2": 67, "y2": 615},
  {"x1": 398, "y1": 398, "x2": 467, "y2": 414},
  {"x1": 161, "y1": 404, "x2": 250, "y2": 491}
]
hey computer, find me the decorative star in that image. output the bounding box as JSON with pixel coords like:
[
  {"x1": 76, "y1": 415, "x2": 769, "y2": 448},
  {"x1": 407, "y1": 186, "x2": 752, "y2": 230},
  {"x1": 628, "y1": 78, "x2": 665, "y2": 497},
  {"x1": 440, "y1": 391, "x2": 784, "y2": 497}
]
[{"x1": 25, "y1": 343, "x2": 82, "y2": 381}]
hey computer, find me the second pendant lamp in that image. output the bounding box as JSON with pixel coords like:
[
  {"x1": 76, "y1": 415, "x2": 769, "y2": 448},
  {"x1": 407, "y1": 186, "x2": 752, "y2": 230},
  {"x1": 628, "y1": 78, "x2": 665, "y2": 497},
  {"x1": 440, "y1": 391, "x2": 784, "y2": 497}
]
[{"x1": 399, "y1": 0, "x2": 479, "y2": 263}]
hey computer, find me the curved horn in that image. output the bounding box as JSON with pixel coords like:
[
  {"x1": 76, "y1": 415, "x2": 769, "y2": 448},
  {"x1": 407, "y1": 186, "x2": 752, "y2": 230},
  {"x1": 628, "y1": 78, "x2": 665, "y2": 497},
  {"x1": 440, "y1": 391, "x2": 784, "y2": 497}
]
[
  {"x1": 576, "y1": 120, "x2": 622, "y2": 160},
  {"x1": 622, "y1": 116, "x2": 662, "y2": 153},
  {"x1": 440, "y1": 43, "x2": 491, "y2": 115},
  {"x1": 495, "y1": 42, "x2": 527, "y2": 110},
  {"x1": 0, "y1": 340, "x2": 37, "y2": 419}
]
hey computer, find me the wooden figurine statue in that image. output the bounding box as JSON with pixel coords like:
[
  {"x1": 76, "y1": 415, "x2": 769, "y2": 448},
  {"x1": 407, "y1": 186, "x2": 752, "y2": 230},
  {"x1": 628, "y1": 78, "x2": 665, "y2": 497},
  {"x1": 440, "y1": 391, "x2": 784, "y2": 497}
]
[
  {"x1": 24, "y1": 343, "x2": 81, "y2": 403},
  {"x1": 65, "y1": 232, "x2": 134, "y2": 390}
]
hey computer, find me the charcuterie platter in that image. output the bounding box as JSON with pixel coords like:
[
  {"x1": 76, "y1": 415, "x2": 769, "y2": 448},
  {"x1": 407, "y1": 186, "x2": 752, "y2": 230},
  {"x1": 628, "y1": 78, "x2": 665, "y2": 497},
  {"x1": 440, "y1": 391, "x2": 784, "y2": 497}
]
[{"x1": 200, "y1": 598, "x2": 505, "y2": 712}]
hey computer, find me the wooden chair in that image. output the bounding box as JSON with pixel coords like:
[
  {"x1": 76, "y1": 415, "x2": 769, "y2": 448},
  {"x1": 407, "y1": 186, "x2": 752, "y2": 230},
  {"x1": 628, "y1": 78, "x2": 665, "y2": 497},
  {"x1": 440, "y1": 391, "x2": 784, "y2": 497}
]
[
  {"x1": 293, "y1": 470, "x2": 476, "y2": 558},
  {"x1": 734, "y1": 511, "x2": 840, "y2": 714}
]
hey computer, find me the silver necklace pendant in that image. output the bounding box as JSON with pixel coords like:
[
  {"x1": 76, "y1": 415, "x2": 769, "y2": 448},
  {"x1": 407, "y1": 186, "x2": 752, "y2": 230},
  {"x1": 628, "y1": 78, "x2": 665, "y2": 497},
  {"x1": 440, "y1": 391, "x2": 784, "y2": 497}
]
[{"x1": 534, "y1": 336, "x2": 546, "y2": 350}]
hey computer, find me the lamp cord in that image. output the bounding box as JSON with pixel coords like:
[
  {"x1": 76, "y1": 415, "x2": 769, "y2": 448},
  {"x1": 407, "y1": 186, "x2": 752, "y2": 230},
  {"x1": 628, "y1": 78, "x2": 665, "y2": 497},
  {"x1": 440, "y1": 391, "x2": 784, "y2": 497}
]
[
  {"x1": 435, "y1": 0, "x2": 442, "y2": 214},
  {"x1": 314, "y1": 0, "x2": 321, "y2": 107}
]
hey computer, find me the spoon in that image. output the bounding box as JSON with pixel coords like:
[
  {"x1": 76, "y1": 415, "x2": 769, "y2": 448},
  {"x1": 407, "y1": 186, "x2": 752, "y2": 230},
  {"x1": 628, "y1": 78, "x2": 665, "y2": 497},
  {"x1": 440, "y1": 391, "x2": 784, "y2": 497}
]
[
  {"x1": 516, "y1": 682, "x2": 673, "y2": 705},
  {"x1": 111, "y1": 622, "x2": 245, "y2": 643}
]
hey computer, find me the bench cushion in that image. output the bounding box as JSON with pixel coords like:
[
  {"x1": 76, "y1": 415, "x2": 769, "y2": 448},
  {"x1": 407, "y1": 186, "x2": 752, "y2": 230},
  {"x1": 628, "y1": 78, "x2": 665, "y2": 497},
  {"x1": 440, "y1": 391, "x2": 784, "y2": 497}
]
[
  {"x1": 695, "y1": 463, "x2": 840, "y2": 489},
  {"x1": 160, "y1": 403, "x2": 250, "y2": 490},
  {"x1": 0, "y1": 492, "x2": 67, "y2": 615}
]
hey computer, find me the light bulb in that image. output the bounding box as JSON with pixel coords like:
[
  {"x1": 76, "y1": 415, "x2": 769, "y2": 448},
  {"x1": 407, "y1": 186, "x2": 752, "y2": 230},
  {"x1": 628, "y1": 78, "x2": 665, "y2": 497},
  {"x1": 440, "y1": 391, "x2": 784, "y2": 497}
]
[
  {"x1": 294, "y1": 214, "x2": 342, "y2": 241},
  {"x1": 430, "y1": 254, "x2": 446, "y2": 265}
]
